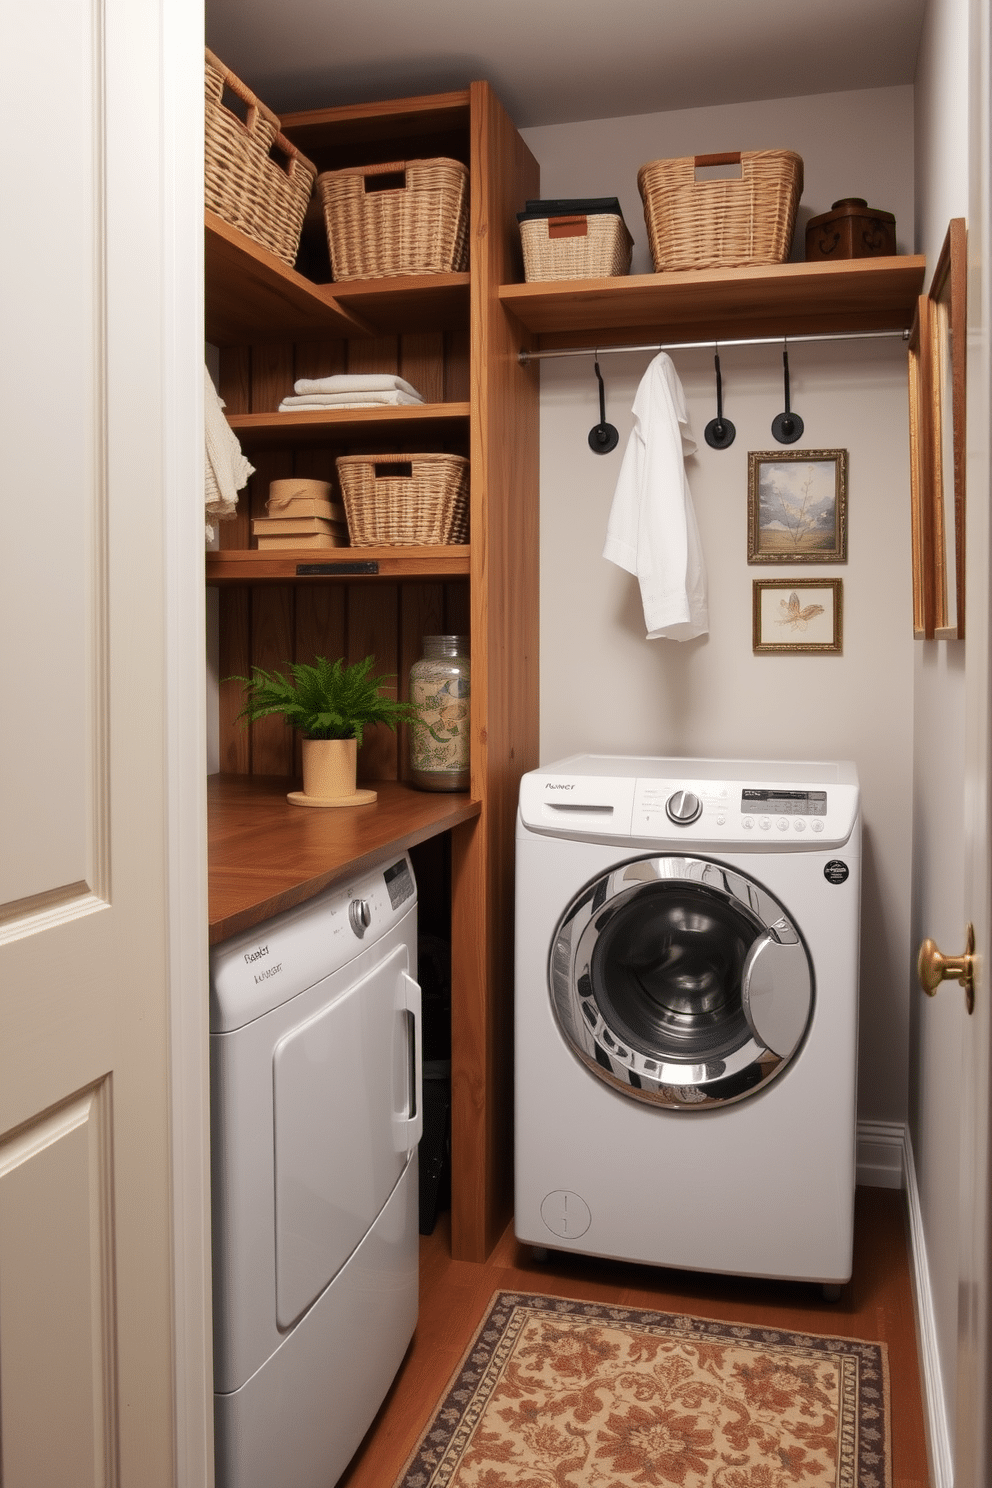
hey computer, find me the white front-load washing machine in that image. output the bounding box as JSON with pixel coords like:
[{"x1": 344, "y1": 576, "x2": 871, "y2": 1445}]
[
  {"x1": 210, "y1": 853, "x2": 421, "y2": 1488},
  {"x1": 515, "y1": 755, "x2": 861, "y2": 1290}
]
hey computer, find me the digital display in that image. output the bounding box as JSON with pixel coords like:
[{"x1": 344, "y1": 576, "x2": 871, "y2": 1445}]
[
  {"x1": 741, "y1": 789, "x2": 827, "y2": 817},
  {"x1": 383, "y1": 857, "x2": 415, "y2": 908}
]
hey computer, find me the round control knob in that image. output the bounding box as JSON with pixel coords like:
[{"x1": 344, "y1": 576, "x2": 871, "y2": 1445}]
[
  {"x1": 348, "y1": 898, "x2": 372, "y2": 938},
  {"x1": 665, "y1": 789, "x2": 702, "y2": 826}
]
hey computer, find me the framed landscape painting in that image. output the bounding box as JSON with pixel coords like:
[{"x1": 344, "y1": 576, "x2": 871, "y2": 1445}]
[{"x1": 747, "y1": 449, "x2": 848, "y2": 563}]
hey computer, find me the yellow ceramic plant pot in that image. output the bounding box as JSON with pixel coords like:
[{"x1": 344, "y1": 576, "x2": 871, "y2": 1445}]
[{"x1": 288, "y1": 738, "x2": 377, "y2": 809}]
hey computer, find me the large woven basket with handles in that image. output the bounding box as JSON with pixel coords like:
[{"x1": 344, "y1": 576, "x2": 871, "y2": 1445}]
[
  {"x1": 335, "y1": 453, "x2": 469, "y2": 546},
  {"x1": 204, "y1": 48, "x2": 317, "y2": 266},
  {"x1": 638, "y1": 150, "x2": 803, "y2": 271},
  {"x1": 317, "y1": 158, "x2": 470, "y2": 280}
]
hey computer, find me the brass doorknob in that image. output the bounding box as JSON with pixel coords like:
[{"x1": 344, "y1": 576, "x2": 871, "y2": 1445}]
[{"x1": 917, "y1": 923, "x2": 975, "y2": 1014}]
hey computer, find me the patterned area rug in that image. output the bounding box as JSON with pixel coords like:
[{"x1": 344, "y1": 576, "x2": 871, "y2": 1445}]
[{"x1": 395, "y1": 1290, "x2": 890, "y2": 1488}]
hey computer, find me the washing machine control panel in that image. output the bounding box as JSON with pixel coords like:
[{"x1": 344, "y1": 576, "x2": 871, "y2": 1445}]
[
  {"x1": 629, "y1": 777, "x2": 857, "y2": 847},
  {"x1": 518, "y1": 758, "x2": 859, "y2": 851}
]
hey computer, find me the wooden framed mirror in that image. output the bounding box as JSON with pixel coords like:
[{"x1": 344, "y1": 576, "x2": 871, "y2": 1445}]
[{"x1": 928, "y1": 217, "x2": 967, "y2": 639}]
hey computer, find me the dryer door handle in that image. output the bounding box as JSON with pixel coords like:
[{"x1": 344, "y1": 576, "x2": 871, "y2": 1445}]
[{"x1": 397, "y1": 970, "x2": 423, "y2": 1153}]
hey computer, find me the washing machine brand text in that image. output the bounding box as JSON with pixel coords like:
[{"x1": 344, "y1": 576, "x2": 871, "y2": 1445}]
[
  {"x1": 253, "y1": 961, "x2": 283, "y2": 984},
  {"x1": 546, "y1": 783, "x2": 576, "y2": 790},
  {"x1": 244, "y1": 944, "x2": 270, "y2": 964}
]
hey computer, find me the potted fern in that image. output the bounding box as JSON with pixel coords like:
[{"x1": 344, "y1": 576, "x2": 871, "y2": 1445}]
[{"x1": 231, "y1": 655, "x2": 415, "y2": 807}]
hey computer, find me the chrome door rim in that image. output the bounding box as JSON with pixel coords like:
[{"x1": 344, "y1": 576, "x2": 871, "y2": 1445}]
[{"x1": 548, "y1": 855, "x2": 814, "y2": 1110}]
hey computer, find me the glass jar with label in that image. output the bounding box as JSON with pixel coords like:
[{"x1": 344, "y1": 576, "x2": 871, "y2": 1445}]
[{"x1": 408, "y1": 635, "x2": 470, "y2": 791}]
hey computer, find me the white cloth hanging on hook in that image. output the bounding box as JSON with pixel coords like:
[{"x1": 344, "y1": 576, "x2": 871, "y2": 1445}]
[{"x1": 603, "y1": 351, "x2": 708, "y2": 641}]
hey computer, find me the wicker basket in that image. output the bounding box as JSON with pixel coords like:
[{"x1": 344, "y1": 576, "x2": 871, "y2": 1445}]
[
  {"x1": 637, "y1": 150, "x2": 803, "y2": 271},
  {"x1": 335, "y1": 453, "x2": 469, "y2": 546},
  {"x1": 520, "y1": 213, "x2": 633, "y2": 281},
  {"x1": 316, "y1": 159, "x2": 470, "y2": 280},
  {"x1": 204, "y1": 49, "x2": 317, "y2": 266}
]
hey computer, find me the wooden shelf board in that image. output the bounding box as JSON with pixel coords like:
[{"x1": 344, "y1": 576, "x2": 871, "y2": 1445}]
[
  {"x1": 206, "y1": 544, "x2": 471, "y2": 583},
  {"x1": 280, "y1": 91, "x2": 471, "y2": 153},
  {"x1": 329, "y1": 273, "x2": 470, "y2": 333},
  {"x1": 208, "y1": 774, "x2": 480, "y2": 943},
  {"x1": 206, "y1": 212, "x2": 469, "y2": 343},
  {"x1": 499, "y1": 255, "x2": 927, "y2": 346},
  {"x1": 227, "y1": 403, "x2": 471, "y2": 446},
  {"x1": 205, "y1": 211, "x2": 374, "y2": 344}
]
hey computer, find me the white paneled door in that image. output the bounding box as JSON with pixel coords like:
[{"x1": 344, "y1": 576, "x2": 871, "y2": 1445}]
[
  {"x1": 957, "y1": 1, "x2": 992, "y2": 1478},
  {"x1": 0, "y1": 0, "x2": 209, "y2": 1485}
]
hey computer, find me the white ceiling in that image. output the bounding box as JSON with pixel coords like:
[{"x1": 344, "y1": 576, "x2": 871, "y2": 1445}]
[{"x1": 206, "y1": 0, "x2": 926, "y2": 128}]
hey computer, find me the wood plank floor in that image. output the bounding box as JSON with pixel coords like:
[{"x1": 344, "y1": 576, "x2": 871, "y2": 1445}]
[{"x1": 337, "y1": 1186, "x2": 930, "y2": 1488}]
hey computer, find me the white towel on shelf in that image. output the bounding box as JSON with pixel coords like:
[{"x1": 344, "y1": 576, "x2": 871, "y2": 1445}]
[
  {"x1": 293, "y1": 373, "x2": 424, "y2": 400},
  {"x1": 204, "y1": 366, "x2": 254, "y2": 542},
  {"x1": 278, "y1": 390, "x2": 424, "y2": 411},
  {"x1": 603, "y1": 352, "x2": 708, "y2": 641}
]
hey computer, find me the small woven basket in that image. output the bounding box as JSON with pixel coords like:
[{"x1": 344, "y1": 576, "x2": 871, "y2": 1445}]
[
  {"x1": 520, "y1": 213, "x2": 633, "y2": 281},
  {"x1": 335, "y1": 453, "x2": 469, "y2": 546},
  {"x1": 638, "y1": 150, "x2": 803, "y2": 271},
  {"x1": 316, "y1": 159, "x2": 470, "y2": 280},
  {"x1": 204, "y1": 49, "x2": 317, "y2": 266}
]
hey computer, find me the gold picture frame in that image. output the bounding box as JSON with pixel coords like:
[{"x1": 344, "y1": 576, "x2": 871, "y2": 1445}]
[
  {"x1": 752, "y1": 578, "x2": 843, "y2": 653},
  {"x1": 747, "y1": 449, "x2": 848, "y2": 563},
  {"x1": 927, "y1": 217, "x2": 967, "y2": 639}
]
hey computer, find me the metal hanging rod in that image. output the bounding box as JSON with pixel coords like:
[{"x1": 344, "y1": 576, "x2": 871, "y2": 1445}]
[{"x1": 517, "y1": 328, "x2": 909, "y2": 364}]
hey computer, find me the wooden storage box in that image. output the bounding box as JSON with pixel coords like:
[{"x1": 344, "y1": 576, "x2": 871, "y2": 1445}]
[
  {"x1": 637, "y1": 150, "x2": 803, "y2": 271},
  {"x1": 518, "y1": 198, "x2": 633, "y2": 281},
  {"x1": 805, "y1": 198, "x2": 896, "y2": 261},
  {"x1": 316, "y1": 158, "x2": 470, "y2": 280},
  {"x1": 335, "y1": 453, "x2": 469, "y2": 546},
  {"x1": 204, "y1": 49, "x2": 317, "y2": 266}
]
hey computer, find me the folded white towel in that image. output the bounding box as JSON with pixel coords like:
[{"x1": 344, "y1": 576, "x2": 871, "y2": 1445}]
[
  {"x1": 603, "y1": 352, "x2": 707, "y2": 641},
  {"x1": 278, "y1": 390, "x2": 424, "y2": 411},
  {"x1": 204, "y1": 366, "x2": 254, "y2": 541},
  {"x1": 293, "y1": 373, "x2": 424, "y2": 400}
]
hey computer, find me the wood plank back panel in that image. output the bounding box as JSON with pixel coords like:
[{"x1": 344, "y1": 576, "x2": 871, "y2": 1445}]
[{"x1": 213, "y1": 320, "x2": 471, "y2": 785}]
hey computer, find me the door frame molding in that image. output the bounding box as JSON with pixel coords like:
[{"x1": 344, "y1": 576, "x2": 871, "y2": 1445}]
[{"x1": 161, "y1": 0, "x2": 213, "y2": 1477}]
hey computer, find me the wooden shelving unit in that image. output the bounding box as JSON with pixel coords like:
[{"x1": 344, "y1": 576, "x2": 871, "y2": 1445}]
[
  {"x1": 206, "y1": 78, "x2": 923, "y2": 1266},
  {"x1": 499, "y1": 254, "x2": 926, "y2": 349},
  {"x1": 206, "y1": 81, "x2": 539, "y2": 1263}
]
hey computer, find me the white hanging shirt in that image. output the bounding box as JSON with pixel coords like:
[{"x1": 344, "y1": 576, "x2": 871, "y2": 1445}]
[{"x1": 603, "y1": 352, "x2": 708, "y2": 641}]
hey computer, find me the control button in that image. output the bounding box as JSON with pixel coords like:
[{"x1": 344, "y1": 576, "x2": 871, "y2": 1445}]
[
  {"x1": 348, "y1": 898, "x2": 372, "y2": 937},
  {"x1": 759, "y1": 817, "x2": 772, "y2": 830},
  {"x1": 777, "y1": 818, "x2": 790, "y2": 832},
  {"x1": 665, "y1": 789, "x2": 702, "y2": 826},
  {"x1": 716, "y1": 814, "x2": 727, "y2": 826},
  {"x1": 742, "y1": 816, "x2": 754, "y2": 829},
  {"x1": 794, "y1": 819, "x2": 806, "y2": 832},
  {"x1": 812, "y1": 820, "x2": 824, "y2": 833}
]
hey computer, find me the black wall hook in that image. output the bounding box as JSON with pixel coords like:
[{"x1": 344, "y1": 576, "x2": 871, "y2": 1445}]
[
  {"x1": 704, "y1": 351, "x2": 735, "y2": 449},
  {"x1": 588, "y1": 358, "x2": 619, "y2": 454},
  {"x1": 771, "y1": 345, "x2": 804, "y2": 444}
]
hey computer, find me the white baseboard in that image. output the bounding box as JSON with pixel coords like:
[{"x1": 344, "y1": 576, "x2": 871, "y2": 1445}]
[
  {"x1": 858, "y1": 1119, "x2": 953, "y2": 1488},
  {"x1": 856, "y1": 1118, "x2": 905, "y2": 1188}
]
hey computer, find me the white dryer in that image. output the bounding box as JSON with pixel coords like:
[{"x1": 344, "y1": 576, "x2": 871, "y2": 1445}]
[
  {"x1": 210, "y1": 853, "x2": 421, "y2": 1488},
  {"x1": 515, "y1": 755, "x2": 861, "y2": 1291}
]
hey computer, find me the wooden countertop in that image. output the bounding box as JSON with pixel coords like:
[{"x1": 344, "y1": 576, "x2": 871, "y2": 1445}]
[{"x1": 208, "y1": 774, "x2": 480, "y2": 944}]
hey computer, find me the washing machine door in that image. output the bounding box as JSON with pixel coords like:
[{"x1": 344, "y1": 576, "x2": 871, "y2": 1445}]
[{"x1": 549, "y1": 855, "x2": 813, "y2": 1109}]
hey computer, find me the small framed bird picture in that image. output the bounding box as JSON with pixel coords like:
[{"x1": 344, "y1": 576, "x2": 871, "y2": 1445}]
[{"x1": 752, "y1": 577, "x2": 843, "y2": 653}]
